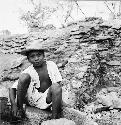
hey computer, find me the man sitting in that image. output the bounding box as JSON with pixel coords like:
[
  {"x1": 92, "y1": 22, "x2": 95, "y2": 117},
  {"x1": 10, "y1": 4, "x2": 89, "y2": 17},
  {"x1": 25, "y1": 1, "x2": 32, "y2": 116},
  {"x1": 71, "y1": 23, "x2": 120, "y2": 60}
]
[{"x1": 9, "y1": 40, "x2": 62, "y2": 119}]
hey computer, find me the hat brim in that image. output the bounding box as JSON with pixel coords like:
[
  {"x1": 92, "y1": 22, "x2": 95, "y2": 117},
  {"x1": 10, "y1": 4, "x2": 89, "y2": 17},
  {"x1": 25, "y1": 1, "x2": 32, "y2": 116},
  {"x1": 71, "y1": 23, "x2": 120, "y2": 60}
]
[{"x1": 18, "y1": 48, "x2": 48, "y2": 56}]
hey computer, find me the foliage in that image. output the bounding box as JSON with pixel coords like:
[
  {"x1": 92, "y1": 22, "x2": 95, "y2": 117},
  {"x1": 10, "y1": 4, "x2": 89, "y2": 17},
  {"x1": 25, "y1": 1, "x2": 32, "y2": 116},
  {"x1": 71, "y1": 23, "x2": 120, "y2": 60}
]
[
  {"x1": 21, "y1": 1, "x2": 57, "y2": 30},
  {"x1": 20, "y1": 0, "x2": 74, "y2": 30}
]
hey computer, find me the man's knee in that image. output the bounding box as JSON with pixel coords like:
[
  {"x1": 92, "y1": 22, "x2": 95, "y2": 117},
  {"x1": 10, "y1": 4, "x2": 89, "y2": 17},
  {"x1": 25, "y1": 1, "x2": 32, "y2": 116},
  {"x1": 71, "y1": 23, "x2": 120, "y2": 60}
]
[
  {"x1": 51, "y1": 83, "x2": 62, "y2": 95},
  {"x1": 46, "y1": 84, "x2": 62, "y2": 104},
  {"x1": 18, "y1": 73, "x2": 31, "y2": 89}
]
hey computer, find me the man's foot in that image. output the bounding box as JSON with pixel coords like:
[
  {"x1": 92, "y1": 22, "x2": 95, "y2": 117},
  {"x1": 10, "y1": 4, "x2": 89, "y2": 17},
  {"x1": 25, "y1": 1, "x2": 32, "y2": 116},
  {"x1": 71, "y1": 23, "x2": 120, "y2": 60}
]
[
  {"x1": 17, "y1": 109, "x2": 26, "y2": 119},
  {"x1": 10, "y1": 109, "x2": 27, "y2": 123}
]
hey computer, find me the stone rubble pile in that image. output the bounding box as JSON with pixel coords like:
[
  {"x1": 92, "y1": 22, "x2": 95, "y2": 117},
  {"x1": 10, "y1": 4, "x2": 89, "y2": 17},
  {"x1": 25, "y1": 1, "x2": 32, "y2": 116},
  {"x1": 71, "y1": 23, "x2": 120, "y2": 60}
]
[
  {"x1": 0, "y1": 34, "x2": 28, "y2": 54},
  {"x1": 0, "y1": 18, "x2": 103, "y2": 107}
]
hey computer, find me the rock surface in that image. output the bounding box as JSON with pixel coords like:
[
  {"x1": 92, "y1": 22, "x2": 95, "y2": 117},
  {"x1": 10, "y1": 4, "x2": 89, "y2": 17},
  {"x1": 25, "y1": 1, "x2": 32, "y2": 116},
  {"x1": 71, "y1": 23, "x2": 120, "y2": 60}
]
[{"x1": 41, "y1": 118, "x2": 76, "y2": 125}]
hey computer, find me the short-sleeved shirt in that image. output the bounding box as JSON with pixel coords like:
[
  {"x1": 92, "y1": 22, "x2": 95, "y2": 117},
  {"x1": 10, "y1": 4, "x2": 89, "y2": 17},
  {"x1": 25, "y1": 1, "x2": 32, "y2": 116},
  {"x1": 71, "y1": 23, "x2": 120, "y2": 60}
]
[
  {"x1": 11, "y1": 61, "x2": 62, "y2": 109},
  {"x1": 12, "y1": 61, "x2": 62, "y2": 89}
]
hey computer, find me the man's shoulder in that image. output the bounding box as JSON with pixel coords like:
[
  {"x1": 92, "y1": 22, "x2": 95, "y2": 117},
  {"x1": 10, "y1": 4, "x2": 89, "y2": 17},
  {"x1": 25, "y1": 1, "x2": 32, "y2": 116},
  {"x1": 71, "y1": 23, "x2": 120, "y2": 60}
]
[{"x1": 21, "y1": 64, "x2": 33, "y2": 74}]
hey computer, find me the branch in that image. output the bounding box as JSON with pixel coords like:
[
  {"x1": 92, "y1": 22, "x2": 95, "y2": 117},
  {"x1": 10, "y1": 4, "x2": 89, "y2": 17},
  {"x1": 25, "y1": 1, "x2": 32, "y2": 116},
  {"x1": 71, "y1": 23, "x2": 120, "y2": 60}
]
[
  {"x1": 119, "y1": 1, "x2": 121, "y2": 15},
  {"x1": 74, "y1": 0, "x2": 86, "y2": 17},
  {"x1": 64, "y1": 4, "x2": 74, "y2": 23},
  {"x1": 104, "y1": 1, "x2": 115, "y2": 17}
]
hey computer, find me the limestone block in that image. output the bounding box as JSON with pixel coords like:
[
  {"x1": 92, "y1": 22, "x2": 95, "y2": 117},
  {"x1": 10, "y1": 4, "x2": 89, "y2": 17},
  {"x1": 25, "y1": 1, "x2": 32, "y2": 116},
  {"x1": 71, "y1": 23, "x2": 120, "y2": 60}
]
[
  {"x1": 63, "y1": 107, "x2": 87, "y2": 125},
  {"x1": 78, "y1": 66, "x2": 88, "y2": 72},
  {"x1": 62, "y1": 85, "x2": 76, "y2": 107},
  {"x1": 10, "y1": 56, "x2": 26, "y2": 69},
  {"x1": 68, "y1": 57, "x2": 78, "y2": 63},
  {"x1": 83, "y1": 55, "x2": 92, "y2": 60},
  {"x1": 0, "y1": 53, "x2": 20, "y2": 73},
  {"x1": 107, "y1": 60, "x2": 121, "y2": 66},
  {"x1": 71, "y1": 80, "x2": 82, "y2": 89},
  {"x1": 26, "y1": 106, "x2": 52, "y2": 124},
  {"x1": 96, "y1": 88, "x2": 121, "y2": 108},
  {"x1": 41, "y1": 118, "x2": 76, "y2": 125},
  {"x1": 96, "y1": 89, "x2": 113, "y2": 107},
  {"x1": 0, "y1": 85, "x2": 9, "y2": 99},
  {"x1": 75, "y1": 72, "x2": 85, "y2": 79}
]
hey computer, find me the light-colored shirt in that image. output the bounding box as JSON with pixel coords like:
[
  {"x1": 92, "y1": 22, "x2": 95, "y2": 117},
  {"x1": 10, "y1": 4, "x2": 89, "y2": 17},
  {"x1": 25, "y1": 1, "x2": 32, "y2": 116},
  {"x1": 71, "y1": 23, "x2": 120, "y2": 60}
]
[
  {"x1": 12, "y1": 61, "x2": 62, "y2": 89},
  {"x1": 11, "y1": 61, "x2": 62, "y2": 109}
]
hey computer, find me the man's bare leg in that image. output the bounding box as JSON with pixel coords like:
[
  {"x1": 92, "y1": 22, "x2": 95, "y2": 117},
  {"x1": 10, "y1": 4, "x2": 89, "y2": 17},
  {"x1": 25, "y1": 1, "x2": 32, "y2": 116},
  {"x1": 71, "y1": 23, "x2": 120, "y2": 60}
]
[
  {"x1": 17, "y1": 73, "x2": 31, "y2": 111},
  {"x1": 46, "y1": 83, "x2": 62, "y2": 119}
]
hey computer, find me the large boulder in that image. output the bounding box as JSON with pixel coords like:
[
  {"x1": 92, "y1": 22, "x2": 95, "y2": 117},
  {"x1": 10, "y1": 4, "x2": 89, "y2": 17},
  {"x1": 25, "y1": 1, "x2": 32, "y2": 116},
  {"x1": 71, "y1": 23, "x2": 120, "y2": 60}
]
[
  {"x1": 96, "y1": 87, "x2": 121, "y2": 108},
  {"x1": 41, "y1": 118, "x2": 76, "y2": 125}
]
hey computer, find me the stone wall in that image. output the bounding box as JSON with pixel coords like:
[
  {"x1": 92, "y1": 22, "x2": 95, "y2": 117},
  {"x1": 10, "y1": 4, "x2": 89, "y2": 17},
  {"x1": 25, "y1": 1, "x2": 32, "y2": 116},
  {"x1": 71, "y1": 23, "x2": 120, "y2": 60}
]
[{"x1": 1, "y1": 18, "x2": 121, "y2": 111}]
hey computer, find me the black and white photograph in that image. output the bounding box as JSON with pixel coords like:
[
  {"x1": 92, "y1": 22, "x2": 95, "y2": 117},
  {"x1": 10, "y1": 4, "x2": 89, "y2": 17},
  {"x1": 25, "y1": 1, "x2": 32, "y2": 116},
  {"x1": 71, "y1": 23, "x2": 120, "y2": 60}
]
[{"x1": 0, "y1": 0, "x2": 121, "y2": 125}]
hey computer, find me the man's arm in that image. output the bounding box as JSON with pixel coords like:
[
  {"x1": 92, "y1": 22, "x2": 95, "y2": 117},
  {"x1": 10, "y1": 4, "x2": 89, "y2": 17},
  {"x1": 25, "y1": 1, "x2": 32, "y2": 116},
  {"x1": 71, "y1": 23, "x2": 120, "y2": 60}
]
[{"x1": 9, "y1": 88, "x2": 16, "y2": 105}]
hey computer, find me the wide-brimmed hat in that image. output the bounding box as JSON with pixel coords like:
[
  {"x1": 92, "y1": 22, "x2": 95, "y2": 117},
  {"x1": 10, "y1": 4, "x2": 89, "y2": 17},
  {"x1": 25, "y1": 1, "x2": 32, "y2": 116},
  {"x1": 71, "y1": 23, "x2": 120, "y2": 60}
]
[{"x1": 20, "y1": 40, "x2": 48, "y2": 56}]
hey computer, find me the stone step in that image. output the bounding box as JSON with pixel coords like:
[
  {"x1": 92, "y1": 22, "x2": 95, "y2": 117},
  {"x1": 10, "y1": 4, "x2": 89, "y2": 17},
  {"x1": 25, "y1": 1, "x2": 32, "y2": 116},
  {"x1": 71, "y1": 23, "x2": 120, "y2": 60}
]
[{"x1": 25, "y1": 106, "x2": 96, "y2": 125}]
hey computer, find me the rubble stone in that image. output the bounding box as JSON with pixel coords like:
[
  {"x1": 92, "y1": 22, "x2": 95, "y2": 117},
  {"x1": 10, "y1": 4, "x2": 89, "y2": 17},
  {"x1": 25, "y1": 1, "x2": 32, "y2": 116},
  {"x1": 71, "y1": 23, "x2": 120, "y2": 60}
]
[{"x1": 41, "y1": 118, "x2": 76, "y2": 125}]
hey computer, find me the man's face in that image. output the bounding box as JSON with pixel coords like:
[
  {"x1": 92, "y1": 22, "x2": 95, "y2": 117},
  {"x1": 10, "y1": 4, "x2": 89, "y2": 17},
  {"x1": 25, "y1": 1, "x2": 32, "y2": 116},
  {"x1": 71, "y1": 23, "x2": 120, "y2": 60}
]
[{"x1": 27, "y1": 50, "x2": 45, "y2": 67}]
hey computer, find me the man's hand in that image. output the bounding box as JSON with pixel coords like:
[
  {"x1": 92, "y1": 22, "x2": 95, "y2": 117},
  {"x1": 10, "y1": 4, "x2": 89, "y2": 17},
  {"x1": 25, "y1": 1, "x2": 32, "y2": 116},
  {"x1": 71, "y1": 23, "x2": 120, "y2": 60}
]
[{"x1": 11, "y1": 103, "x2": 18, "y2": 117}]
